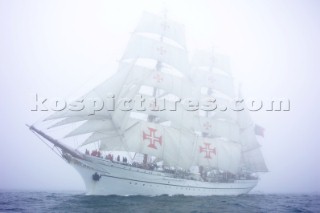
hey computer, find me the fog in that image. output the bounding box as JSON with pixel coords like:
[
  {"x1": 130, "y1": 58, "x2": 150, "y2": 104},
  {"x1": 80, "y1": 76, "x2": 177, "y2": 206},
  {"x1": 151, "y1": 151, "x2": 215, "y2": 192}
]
[{"x1": 0, "y1": 0, "x2": 319, "y2": 193}]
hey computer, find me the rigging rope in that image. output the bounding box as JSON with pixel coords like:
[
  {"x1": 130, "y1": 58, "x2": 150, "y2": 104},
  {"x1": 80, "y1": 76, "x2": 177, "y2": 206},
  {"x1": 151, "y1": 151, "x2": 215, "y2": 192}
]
[{"x1": 31, "y1": 130, "x2": 64, "y2": 159}]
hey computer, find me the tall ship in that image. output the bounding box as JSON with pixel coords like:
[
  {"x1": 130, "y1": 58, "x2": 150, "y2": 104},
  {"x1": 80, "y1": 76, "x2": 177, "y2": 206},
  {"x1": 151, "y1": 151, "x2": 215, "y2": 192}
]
[{"x1": 28, "y1": 11, "x2": 267, "y2": 196}]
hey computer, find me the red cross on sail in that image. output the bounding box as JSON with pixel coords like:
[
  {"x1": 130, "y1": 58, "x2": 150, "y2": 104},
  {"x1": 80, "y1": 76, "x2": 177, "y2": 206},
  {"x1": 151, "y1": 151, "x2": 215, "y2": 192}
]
[
  {"x1": 203, "y1": 121, "x2": 212, "y2": 130},
  {"x1": 161, "y1": 22, "x2": 170, "y2": 31},
  {"x1": 143, "y1": 127, "x2": 162, "y2": 149},
  {"x1": 157, "y1": 46, "x2": 166, "y2": 56},
  {"x1": 153, "y1": 73, "x2": 163, "y2": 83},
  {"x1": 199, "y1": 143, "x2": 216, "y2": 159}
]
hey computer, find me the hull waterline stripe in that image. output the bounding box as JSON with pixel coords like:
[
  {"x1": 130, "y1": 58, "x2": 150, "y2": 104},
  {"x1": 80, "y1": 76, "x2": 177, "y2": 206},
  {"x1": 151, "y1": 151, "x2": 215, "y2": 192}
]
[{"x1": 100, "y1": 174, "x2": 254, "y2": 190}]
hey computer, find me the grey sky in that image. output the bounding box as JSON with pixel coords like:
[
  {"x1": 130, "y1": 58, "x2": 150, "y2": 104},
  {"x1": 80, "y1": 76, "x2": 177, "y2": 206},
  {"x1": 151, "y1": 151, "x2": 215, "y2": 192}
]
[{"x1": 0, "y1": 0, "x2": 319, "y2": 193}]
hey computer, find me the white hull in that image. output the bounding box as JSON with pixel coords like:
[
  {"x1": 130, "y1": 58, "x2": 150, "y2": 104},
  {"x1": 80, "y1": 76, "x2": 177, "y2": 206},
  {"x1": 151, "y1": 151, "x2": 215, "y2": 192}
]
[{"x1": 67, "y1": 155, "x2": 258, "y2": 196}]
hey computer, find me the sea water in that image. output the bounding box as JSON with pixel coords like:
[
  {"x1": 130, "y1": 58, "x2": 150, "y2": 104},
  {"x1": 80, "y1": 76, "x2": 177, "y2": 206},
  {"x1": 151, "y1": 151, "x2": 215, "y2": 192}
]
[{"x1": 0, "y1": 191, "x2": 319, "y2": 213}]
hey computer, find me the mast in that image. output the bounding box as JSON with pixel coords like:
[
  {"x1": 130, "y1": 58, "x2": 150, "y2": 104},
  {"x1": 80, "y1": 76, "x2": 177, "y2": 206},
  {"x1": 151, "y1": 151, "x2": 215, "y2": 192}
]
[
  {"x1": 144, "y1": 9, "x2": 167, "y2": 167},
  {"x1": 189, "y1": 49, "x2": 246, "y2": 175}
]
